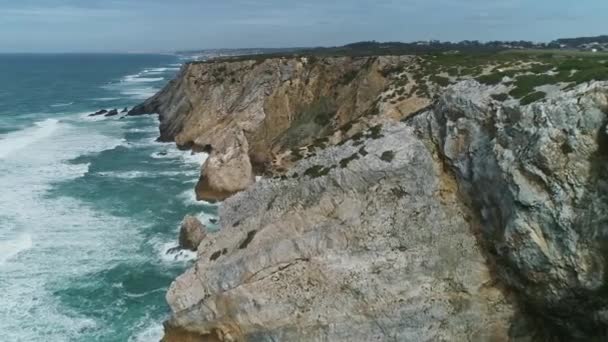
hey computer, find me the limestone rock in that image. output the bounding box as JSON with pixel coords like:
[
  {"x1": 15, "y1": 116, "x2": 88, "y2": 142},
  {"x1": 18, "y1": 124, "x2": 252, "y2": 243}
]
[
  {"x1": 166, "y1": 123, "x2": 523, "y2": 341},
  {"x1": 195, "y1": 129, "x2": 255, "y2": 203},
  {"x1": 179, "y1": 215, "x2": 207, "y2": 251},
  {"x1": 419, "y1": 80, "x2": 608, "y2": 339}
]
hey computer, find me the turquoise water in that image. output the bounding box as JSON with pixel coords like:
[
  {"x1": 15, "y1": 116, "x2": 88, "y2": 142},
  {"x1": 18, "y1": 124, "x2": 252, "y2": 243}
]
[{"x1": 0, "y1": 54, "x2": 215, "y2": 341}]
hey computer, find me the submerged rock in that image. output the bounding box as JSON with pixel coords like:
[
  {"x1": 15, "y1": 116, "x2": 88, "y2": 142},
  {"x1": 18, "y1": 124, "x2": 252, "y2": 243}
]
[
  {"x1": 121, "y1": 107, "x2": 129, "y2": 113},
  {"x1": 88, "y1": 109, "x2": 108, "y2": 117},
  {"x1": 104, "y1": 109, "x2": 119, "y2": 117},
  {"x1": 179, "y1": 215, "x2": 207, "y2": 251}
]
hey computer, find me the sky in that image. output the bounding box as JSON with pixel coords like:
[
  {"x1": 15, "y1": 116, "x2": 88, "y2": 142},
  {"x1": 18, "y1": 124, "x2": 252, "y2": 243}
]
[{"x1": 0, "y1": 0, "x2": 606, "y2": 53}]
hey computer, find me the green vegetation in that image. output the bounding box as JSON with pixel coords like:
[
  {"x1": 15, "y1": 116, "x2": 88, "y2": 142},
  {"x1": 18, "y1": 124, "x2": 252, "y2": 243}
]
[
  {"x1": 340, "y1": 70, "x2": 359, "y2": 84},
  {"x1": 520, "y1": 91, "x2": 547, "y2": 105},
  {"x1": 310, "y1": 137, "x2": 329, "y2": 151},
  {"x1": 368, "y1": 124, "x2": 383, "y2": 139},
  {"x1": 304, "y1": 165, "x2": 334, "y2": 178},
  {"x1": 391, "y1": 186, "x2": 408, "y2": 199},
  {"x1": 314, "y1": 110, "x2": 337, "y2": 125},
  {"x1": 278, "y1": 97, "x2": 336, "y2": 149},
  {"x1": 291, "y1": 148, "x2": 304, "y2": 161},
  {"x1": 340, "y1": 153, "x2": 360, "y2": 168},
  {"x1": 430, "y1": 75, "x2": 451, "y2": 86},
  {"x1": 491, "y1": 93, "x2": 509, "y2": 101},
  {"x1": 477, "y1": 73, "x2": 505, "y2": 85},
  {"x1": 380, "y1": 151, "x2": 395, "y2": 162},
  {"x1": 238, "y1": 230, "x2": 258, "y2": 249},
  {"x1": 380, "y1": 64, "x2": 406, "y2": 77},
  {"x1": 340, "y1": 122, "x2": 354, "y2": 132}
]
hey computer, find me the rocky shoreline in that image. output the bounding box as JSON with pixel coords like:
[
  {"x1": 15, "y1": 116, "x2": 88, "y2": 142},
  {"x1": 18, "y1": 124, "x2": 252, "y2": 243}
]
[{"x1": 133, "y1": 55, "x2": 608, "y2": 341}]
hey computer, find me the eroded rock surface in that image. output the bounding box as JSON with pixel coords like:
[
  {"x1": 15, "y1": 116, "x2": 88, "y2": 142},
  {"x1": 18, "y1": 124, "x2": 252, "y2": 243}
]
[
  {"x1": 165, "y1": 123, "x2": 523, "y2": 341},
  {"x1": 129, "y1": 51, "x2": 608, "y2": 340},
  {"x1": 419, "y1": 80, "x2": 608, "y2": 338},
  {"x1": 163, "y1": 79, "x2": 608, "y2": 341},
  {"x1": 179, "y1": 216, "x2": 207, "y2": 251},
  {"x1": 129, "y1": 56, "x2": 430, "y2": 201}
]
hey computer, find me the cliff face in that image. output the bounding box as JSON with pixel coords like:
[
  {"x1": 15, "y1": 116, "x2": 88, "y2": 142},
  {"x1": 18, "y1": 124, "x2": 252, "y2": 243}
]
[
  {"x1": 426, "y1": 81, "x2": 608, "y2": 338},
  {"x1": 164, "y1": 122, "x2": 521, "y2": 341},
  {"x1": 129, "y1": 56, "x2": 431, "y2": 201},
  {"x1": 130, "y1": 56, "x2": 423, "y2": 151},
  {"x1": 135, "y1": 55, "x2": 608, "y2": 341}
]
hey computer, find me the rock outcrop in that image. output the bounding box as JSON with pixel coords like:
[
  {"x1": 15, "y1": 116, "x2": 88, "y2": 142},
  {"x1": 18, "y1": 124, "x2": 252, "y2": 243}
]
[
  {"x1": 179, "y1": 216, "x2": 207, "y2": 251},
  {"x1": 134, "y1": 54, "x2": 608, "y2": 340},
  {"x1": 195, "y1": 128, "x2": 255, "y2": 202},
  {"x1": 129, "y1": 56, "x2": 431, "y2": 200},
  {"x1": 420, "y1": 80, "x2": 608, "y2": 339},
  {"x1": 162, "y1": 79, "x2": 608, "y2": 341},
  {"x1": 165, "y1": 122, "x2": 523, "y2": 341},
  {"x1": 105, "y1": 108, "x2": 119, "y2": 117},
  {"x1": 89, "y1": 109, "x2": 108, "y2": 117}
]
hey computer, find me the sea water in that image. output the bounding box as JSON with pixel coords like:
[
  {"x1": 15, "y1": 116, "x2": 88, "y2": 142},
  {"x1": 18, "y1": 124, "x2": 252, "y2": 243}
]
[{"x1": 0, "y1": 54, "x2": 215, "y2": 341}]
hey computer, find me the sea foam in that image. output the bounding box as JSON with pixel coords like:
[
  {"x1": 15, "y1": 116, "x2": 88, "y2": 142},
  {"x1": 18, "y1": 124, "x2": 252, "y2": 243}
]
[
  {"x1": 0, "y1": 119, "x2": 61, "y2": 159},
  {"x1": 0, "y1": 233, "x2": 33, "y2": 265}
]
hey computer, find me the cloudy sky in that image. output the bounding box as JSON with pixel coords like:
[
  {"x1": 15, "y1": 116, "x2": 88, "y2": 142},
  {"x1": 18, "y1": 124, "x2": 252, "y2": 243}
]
[{"x1": 0, "y1": 0, "x2": 605, "y2": 52}]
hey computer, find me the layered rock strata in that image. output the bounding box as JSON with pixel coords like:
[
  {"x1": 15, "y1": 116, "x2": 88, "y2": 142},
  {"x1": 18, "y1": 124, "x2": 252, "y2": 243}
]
[{"x1": 135, "y1": 55, "x2": 608, "y2": 341}]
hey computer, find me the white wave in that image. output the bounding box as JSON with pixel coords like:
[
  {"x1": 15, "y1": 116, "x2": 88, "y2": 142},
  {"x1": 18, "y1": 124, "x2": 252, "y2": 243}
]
[
  {"x1": 127, "y1": 126, "x2": 159, "y2": 133},
  {"x1": 0, "y1": 233, "x2": 33, "y2": 265},
  {"x1": 92, "y1": 97, "x2": 120, "y2": 101},
  {"x1": 129, "y1": 319, "x2": 165, "y2": 342},
  {"x1": 151, "y1": 149, "x2": 208, "y2": 166},
  {"x1": 0, "y1": 119, "x2": 135, "y2": 340},
  {"x1": 97, "y1": 170, "x2": 189, "y2": 179},
  {"x1": 178, "y1": 189, "x2": 201, "y2": 206},
  {"x1": 124, "y1": 288, "x2": 165, "y2": 299},
  {"x1": 123, "y1": 75, "x2": 164, "y2": 83},
  {"x1": 50, "y1": 102, "x2": 73, "y2": 107},
  {"x1": 120, "y1": 87, "x2": 159, "y2": 100},
  {"x1": 197, "y1": 211, "x2": 219, "y2": 228},
  {"x1": 155, "y1": 240, "x2": 197, "y2": 263},
  {"x1": 144, "y1": 68, "x2": 169, "y2": 73},
  {"x1": 0, "y1": 119, "x2": 61, "y2": 159},
  {"x1": 183, "y1": 151, "x2": 208, "y2": 165},
  {"x1": 142, "y1": 67, "x2": 178, "y2": 74}
]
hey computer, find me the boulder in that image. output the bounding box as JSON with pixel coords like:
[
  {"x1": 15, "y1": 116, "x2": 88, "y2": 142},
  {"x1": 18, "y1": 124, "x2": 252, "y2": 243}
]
[
  {"x1": 121, "y1": 107, "x2": 129, "y2": 113},
  {"x1": 195, "y1": 130, "x2": 255, "y2": 203},
  {"x1": 179, "y1": 215, "x2": 206, "y2": 251}
]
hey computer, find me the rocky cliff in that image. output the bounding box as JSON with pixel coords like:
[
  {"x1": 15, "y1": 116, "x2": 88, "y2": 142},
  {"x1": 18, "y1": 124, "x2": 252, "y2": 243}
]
[
  {"x1": 135, "y1": 55, "x2": 608, "y2": 341},
  {"x1": 129, "y1": 56, "x2": 432, "y2": 201}
]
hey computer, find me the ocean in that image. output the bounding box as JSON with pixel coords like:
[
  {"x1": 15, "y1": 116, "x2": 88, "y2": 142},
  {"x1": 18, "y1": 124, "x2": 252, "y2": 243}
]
[{"x1": 0, "y1": 54, "x2": 216, "y2": 341}]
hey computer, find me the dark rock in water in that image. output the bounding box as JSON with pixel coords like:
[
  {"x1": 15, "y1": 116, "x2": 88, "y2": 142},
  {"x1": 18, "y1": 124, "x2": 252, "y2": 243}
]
[
  {"x1": 104, "y1": 109, "x2": 119, "y2": 117},
  {"x1": 166, "y1": 246, "x2": 181, "y2": 255},
  {"x1": 159, "y1": 151, "x2": 168, "y2": 156},
  {"x1": 88, "y1": 109, "x2": 108, "y2": 117},
  {"x1": 209, "y1": 218, "x2": 218, "y2": 224},
  {"x1": 121, "y1": 107, "x2": 129, "y2": 113},
  {"x1": 179, "y1": 215, "x2": 207, "y2": 251}
]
